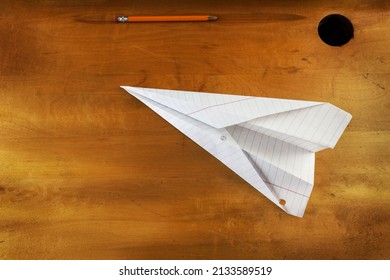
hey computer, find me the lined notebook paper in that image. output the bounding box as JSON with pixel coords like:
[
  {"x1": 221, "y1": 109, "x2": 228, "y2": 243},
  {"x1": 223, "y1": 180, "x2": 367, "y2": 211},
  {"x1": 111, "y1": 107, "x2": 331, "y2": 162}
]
[{"x1": 122, "y1": 86, "x2": 352, "y2": 217}]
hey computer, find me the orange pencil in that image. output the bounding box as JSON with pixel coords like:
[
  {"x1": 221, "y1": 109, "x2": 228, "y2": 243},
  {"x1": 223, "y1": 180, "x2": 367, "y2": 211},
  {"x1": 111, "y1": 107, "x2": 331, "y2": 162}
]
[{"x1": 115, "y1": 15, "x2": 218, "y2": 23}]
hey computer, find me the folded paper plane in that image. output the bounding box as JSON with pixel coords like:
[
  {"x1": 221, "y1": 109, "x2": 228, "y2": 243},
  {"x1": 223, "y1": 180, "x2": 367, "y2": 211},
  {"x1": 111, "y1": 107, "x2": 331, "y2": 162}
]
[{"x1": 122, "y1": 86, "x2": 352, "y2": 217}]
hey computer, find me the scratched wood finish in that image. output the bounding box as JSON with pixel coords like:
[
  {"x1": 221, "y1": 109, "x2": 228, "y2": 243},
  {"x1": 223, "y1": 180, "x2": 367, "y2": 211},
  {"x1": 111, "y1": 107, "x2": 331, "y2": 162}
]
[{"x1": 0, "y1": 0, "x2": 389, "y2": 259}]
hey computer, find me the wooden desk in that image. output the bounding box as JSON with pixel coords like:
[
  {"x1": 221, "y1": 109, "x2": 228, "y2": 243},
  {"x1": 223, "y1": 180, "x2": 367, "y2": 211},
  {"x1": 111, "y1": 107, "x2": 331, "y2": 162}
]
[{"x1": 0, "y1": 0, "x2": 389, "y2": 259}]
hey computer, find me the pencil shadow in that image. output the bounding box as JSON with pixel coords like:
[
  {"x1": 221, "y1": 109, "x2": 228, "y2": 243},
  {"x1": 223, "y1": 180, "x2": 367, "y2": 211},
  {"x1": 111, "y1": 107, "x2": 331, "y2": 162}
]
[{"x1": 74, "y1": 18, "x2": 114, "y2": 24}]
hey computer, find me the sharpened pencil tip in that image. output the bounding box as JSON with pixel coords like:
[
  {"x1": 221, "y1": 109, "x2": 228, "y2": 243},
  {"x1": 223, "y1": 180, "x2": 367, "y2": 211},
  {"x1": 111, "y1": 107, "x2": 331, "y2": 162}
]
[{"x1": 208, "y1": 16, "x2": 218, "y2": 21}]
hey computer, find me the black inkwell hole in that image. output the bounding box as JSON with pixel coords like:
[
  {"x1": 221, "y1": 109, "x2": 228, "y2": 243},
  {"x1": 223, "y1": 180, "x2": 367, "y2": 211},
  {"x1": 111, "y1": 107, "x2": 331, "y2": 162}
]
[{"x1": 318, "y1": 14, "x2": 354, "y2": 46}]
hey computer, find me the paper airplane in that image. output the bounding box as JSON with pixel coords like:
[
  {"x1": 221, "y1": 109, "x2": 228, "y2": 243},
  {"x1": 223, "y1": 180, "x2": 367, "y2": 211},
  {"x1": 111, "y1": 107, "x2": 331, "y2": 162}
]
[{"x1": 122, "y1": 86, "x2": 352, "y2": 217}]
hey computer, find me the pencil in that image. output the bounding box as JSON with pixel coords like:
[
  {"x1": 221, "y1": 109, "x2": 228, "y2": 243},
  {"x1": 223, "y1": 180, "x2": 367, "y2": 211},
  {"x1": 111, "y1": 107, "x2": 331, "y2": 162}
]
[{"x1": 115, "y1": 15, "x2": 218, "y2": 23}]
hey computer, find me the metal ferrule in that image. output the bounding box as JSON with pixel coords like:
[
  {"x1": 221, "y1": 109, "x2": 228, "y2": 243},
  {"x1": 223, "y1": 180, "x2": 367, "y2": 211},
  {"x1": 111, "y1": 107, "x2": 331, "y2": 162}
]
[{"x1": 117, "y1": 16, "x2": 128, "y2": 23}]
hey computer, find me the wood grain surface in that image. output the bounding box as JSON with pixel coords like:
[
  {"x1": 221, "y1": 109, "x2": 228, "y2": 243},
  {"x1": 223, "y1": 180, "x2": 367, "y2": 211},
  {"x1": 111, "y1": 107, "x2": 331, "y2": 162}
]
[{"x1": 0, "y1": 0, "x2": 389, "y2": 260}]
